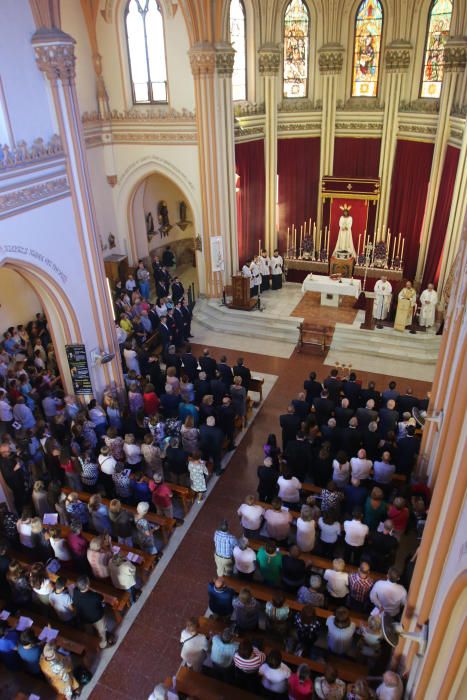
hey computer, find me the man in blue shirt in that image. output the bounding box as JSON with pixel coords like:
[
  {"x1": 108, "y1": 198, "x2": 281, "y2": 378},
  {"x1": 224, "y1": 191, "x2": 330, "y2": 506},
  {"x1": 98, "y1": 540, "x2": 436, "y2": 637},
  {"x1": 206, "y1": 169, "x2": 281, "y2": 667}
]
[
  {"x1": 214, "y1": 520, "x2": 237, "y2": 577},
  {"x1": 210, "y1": 627, "x2": 238, "y2": 678},
  {"x1": 0, "y1": 622, "x2": 20, "y2": 670},
  {"x1": 208, "y1": 577, "x2": 235, "y2": 618}
]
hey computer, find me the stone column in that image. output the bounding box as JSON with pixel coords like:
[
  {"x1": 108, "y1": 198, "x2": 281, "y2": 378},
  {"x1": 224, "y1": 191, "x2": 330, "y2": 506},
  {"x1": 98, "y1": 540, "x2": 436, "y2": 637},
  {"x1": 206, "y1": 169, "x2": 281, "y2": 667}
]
[
  {"x1": 258, "y1": 44, "x2": 281, "y2": 253},
  {"x1": 415, "y1": 38, "x2": 467, "y2": 283},
  {"x1": 317, "y1": 43, "x2": 344, "y2": 233},
  {"x1": 189, "y1": 42, "x2": 238, "y2": 295},
  {"x1": 32, "y1": 28, "x2": 124, "y2": 394},
  {"x1": 376, "y1": 41, "x2": 412, "y2": 238}
]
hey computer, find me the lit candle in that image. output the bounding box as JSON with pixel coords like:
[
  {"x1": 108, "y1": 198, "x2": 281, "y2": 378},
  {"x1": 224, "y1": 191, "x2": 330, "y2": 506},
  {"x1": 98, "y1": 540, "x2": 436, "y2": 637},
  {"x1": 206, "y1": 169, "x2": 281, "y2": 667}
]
[
  {"x1": 357, "y1": 234, "x2": 361, "y2": 257},
  {"x1": 392, "y1": 236, "x2": 397, "y2": 262},
  {"x1": 397, "y1": 232, "x2": 401, "y2": 258},
  {"x1": 363, "y1": 229, "x2": 367, "y2": 253},
  {"x1": 400, "y1": 237, "x2": 405, "y2": 263},
  {"x1": 286, "y1": 227, "x2": 290, "y2": 256},
  {"x1": 387, "y1": 232, "x2": 391, "y2": 264},
  {"x1": 300, "y1": 225, "x2": 303, "y2": 249}
]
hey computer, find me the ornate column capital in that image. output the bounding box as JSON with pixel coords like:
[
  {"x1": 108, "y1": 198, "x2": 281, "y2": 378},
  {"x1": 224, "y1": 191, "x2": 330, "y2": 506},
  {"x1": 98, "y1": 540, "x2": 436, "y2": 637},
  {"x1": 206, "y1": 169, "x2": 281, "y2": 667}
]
[
  {"x1": 32, "y1": 28, "x2": 76, "y2": 84},
  {"x1": 318, "y1": 43, "x2": 345, "y2": 75},
  {"x1": 444, "y1": 38, "x2": 467, "y2": 73},
  {"x1": 189, "y1": 42, "x2": 216, "y2": 78},
  {"x1": 258, "y1": 44, "x2": 281, "y2": 76},
  {"x1": 215, "y1": 42, "x2": 235, "y2": 77},
  {"x1": 384, "y1": 40, "x2": 412, "y2": 73}
]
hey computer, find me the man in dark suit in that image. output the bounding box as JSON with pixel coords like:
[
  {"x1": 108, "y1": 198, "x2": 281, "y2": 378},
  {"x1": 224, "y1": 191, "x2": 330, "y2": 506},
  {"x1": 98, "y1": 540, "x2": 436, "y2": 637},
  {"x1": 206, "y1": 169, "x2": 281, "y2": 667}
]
[
  {"x1": 233, "y1": 357, "x2": 251, "y2": 385},
  {"x1": 200, "y1": 416, "x2": 224, "y2": 475},
  {"x1": 320, "y1": 418, "x2": 340, "y2": 454},
  {"x1": 340, "y1": 417, "x2": 362, "y2": 456},
  {"x1": 291, "y1": 392, "x2": 309, "y2": 422},
  {"x1": 283, "y1": 432, "x2": 313, "y2": 481},
  {"x1": 279, "y1": 405, "x2": 301, "y2": 451},
  {"x1": 323, "y1": 368, "x2": 343, "y2": 404},
  {"x1": 396, "y1": 426, "x2": 420, "y2": 476},
  {"x1": 160, "y1": 386, "x2": 181, "y2": 418},
  {"x1": 181, "y1": 344, "x2": 198, "y2": 381},
  {"x1": 303, "y1": 371, "x2": 322, "y2": 406},
  {"x1": 147, "y1": 304, "x2": 160, "y2": 331},
  {"x1": 379, "y1": 399, "x2": 399, "y2": 438},
  {"x1": 173, "y1": 302, "x2": 185, "y2": 344},
  {"x1": 171, "y1": 277, "x2": 185, "y2": 303},
  {"x1": 342, "y1": 372, "x2": 361, "y2": 409},
  {"x1": 180, "y1": 299, "x2": 193, "y2": 339},
  {"x1": 216, "y1": 396, "x2": 236, "y2": 451},
  {"x1": 356, "y1": 399, "x2": 378, "y2": 429},
  {"x1": 359, "y1": 381, "x2": 381, "y2": 409},
  {"x1": 165, "y1": 345, "x2": 181, "y2": 376},
  {"x1": 362, "y1": 422, "x2": 381, "y2": 460},
  {"x1": 312, "y1": 390, "x2": 334, "y2": 426},
  {"x1": 210, "y1": 371, "x2": 226, "y2": 405},
  {"x1": 217, "y1": 355, "x2": 234, "y2": 391},
  {"x1": 158, "y1": 315, "x2": 171, "y2": 352},
  {"x1": 335, "y1": 397, "x2": 354, "y2": 428},
  {"x1": 198, "y1": 349, "x2": 217, "y2": 380},
  {"x1": 397, "y1": 387, "x2": 419, "y2": 418},
  {"x1": 194, "y1": 372, "x2": 211, "y2": 404}
]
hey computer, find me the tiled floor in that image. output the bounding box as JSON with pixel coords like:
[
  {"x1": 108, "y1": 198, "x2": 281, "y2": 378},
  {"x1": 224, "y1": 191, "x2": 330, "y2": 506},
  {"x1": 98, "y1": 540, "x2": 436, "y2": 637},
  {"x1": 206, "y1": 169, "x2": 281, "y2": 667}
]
[{"x1": 89, "y1": 344, "x2": 431, "y2": 699}]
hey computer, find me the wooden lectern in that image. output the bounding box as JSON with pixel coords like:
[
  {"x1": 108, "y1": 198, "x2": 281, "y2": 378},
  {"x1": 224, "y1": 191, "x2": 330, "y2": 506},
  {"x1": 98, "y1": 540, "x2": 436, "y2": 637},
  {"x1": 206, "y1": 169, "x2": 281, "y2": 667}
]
[
  {"x1": 229, "y1": 275, "x2": 257, "y2": 310},
  {"x1": 360, "y1": 291, "x2": 375, "y2": 330}
]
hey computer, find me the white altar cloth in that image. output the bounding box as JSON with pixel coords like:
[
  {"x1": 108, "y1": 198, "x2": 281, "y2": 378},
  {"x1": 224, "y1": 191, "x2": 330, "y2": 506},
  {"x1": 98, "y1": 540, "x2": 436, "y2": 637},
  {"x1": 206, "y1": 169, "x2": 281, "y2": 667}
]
[{"x1": 301, "y1": 274, "x2": 361, "y2": 307}]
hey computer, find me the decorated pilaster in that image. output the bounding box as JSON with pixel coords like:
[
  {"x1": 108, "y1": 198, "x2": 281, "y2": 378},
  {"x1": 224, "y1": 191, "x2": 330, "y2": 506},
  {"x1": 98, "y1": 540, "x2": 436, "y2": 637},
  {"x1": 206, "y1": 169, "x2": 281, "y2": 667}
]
[
  {"x1": 376, "y1": 41, "x2": 411, "y2": 238},
  {"x1": 317, "y1": 43, "x2": 344, "y2": 233},
  {"x1": 258, "y1": 44, "x2": 281, "y2": 253},
  {"x1": 189, "y1": 42, "x2": 238, "y2": 295},
  {"x1": 32, "y1": 28, "x2": 124, "y2": 394},
  {"x1": 416, "y1": 38, "x2": 467, "y2": 283}
]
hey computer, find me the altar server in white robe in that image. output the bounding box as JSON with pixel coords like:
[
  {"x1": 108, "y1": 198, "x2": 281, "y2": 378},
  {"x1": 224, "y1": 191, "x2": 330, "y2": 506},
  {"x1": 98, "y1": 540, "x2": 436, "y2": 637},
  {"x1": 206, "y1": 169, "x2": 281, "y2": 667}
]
[
  {"x1": 250, "y1": 258, "x2": 262, "y2": 297},
  {"x1": 271, "y1": 249, "x2": 284, "y2": 290},
  {"x1": 259, "y1": 249, "x2": 271, "y2": 292},
  {"x1": 373, "y1": 276, "x2": 392, "y2": 321},
  {"x1": 419, "y1": 283, "x2": 438, "y2": 328},
  {"x1": 242, "y1": 260, "x2": 253, "y2": 293}
]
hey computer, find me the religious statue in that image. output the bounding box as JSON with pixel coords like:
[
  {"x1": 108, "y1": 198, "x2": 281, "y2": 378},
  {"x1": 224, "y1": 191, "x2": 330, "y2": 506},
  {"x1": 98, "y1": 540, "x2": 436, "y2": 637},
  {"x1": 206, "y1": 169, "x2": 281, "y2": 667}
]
[
  {"x1": 394, "y1": 281, "x2": 417, "y2": 332},
  {"x1": 333, "y1": 204, "x2": 356, "y2": 258},
  {"x1": 373, "y1": 276, "x2": 392, "y2": 324},
  {"x1": 158, "y1": 201, "x2": 170, "y2": 229},
  {"x1": 179, "y1": 200, "x2": 187, "y2": 223},
  {"x1": 419, "y1": 283, "x2": 438, "y2": 328},
  {"x1": 146, "y1": 211, "x2": 154, "y2": 234},
  {"x1": 108, "y1": 233, "x2": 116, "y2": 249}
]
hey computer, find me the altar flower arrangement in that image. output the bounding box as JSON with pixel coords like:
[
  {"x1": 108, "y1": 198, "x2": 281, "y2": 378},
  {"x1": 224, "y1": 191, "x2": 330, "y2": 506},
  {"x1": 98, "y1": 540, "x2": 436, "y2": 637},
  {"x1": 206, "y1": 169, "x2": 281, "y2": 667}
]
[{"x1": 373, "y1": 240, "x2": 387, "y2": 268}]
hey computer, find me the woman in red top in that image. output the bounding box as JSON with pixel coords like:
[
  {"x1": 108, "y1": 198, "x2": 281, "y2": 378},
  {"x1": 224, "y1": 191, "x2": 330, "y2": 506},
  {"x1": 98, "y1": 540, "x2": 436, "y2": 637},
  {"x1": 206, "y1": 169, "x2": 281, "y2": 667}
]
[
  {"x1": 143, "y1": 384, "x2": 160, "y2": 417},
  {"x1": 387, "y1": 496, "x2": 409, "y2": 540},
  {"x1": 288, "y1": 663, "x2": 313, "y2": 699}
]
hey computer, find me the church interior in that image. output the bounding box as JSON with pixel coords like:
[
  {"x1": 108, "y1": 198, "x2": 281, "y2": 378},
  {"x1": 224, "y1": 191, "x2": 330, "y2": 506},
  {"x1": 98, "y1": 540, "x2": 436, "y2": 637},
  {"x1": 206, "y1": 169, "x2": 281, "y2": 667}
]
[{"x1": 0, "y1": 0, "x2": 466, "y2": 698}]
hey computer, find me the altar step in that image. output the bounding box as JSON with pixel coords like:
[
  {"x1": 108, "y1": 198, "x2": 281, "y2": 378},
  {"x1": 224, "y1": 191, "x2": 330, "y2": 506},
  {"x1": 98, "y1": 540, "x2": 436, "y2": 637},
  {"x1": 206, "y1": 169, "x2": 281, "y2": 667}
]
[
  {"x1": 193, "y1": 297, "x2": 303, "y2": 345},
  {"x1": 327, "y1": 323, "x2": 441, "y2": 381}
]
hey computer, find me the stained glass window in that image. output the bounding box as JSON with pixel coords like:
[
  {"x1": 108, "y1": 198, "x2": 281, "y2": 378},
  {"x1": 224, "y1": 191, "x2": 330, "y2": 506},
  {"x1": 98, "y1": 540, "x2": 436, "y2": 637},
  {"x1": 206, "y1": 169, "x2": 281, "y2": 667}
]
[
  {"x1": 283, "y1": 0, "x2": 310, "y2": 99},
  {"x1": 420, "y1": 0, "x2": 453, "y2": 99},
  {"x1": 230, "y1": 0, "x2": 246, "y2": 101},
  {"x1": 125, "y1": 0, "x2": 168, "y2": 104},
  {"x1": 351, "y1": 0, "x2": 383, "y2": 97}
]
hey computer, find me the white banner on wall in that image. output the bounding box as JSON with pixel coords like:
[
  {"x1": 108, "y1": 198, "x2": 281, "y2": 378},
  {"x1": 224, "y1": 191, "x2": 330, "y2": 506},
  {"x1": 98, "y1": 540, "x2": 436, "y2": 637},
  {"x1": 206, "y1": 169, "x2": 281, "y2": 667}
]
[{"x1": 210, "y1": 236, "x2": 225, "y2": 272}]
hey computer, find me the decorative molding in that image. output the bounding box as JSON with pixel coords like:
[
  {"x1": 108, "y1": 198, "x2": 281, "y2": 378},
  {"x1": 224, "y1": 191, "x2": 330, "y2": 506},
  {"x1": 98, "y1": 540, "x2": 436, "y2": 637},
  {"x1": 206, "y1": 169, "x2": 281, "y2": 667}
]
[
  {"x1": 444, "y1": 39, "x2": 467, "y2": 73},
  {"x1": 0, "y1": 135, "x2": 63, "y2": 171},
  {"x1": 0, "y1": 176, "x2": 69, "y2": 218},
  {"x1": 278, "y1": 123, "x2": 319, "y2": 133},
  {"x1": 384, "y1": 40, "x2": 412, "y2": 73},
  {"x1": 449, "y1": 128, "x2": 463, "y2": 142},
  {"x1": 335, "y1": 122, "x2": 382, "y2": 131},
  {"x1": 215, "y1": 43, "x2": 235, "y2": 77},
  {"x1": 189, "y1": 43, "x2": 216, "y2": 78},
  {"x1": 398, "y1": 124, "x2": 437, "y2": 137},
  {"x1": 234, "y1": 125, "x2": 264, "y2": 138},
  {"x1": 234, "y1": 103, "x2": 265, "y2": 116},
  {"x1": 337, "y1": 98, "x2": 383, "y2": 111},
  {"x1": 318, "y1": 43, "x2": 345, "y2": 75},
  {"x1": 100, "y1": 0, "x2": 114, "y2": 23},
  {"x1": 258, "y1": 44, "x2": 281, "y2": 76},
  {"x1": 32, "y1": 29, "x2": 76, "y2": 84},
  {"x1": 451, "y1": 104, "x2": 467, "y2": 118},
  {"x1": 399, "y1": 99, "x2": 440, "y2": 113},
  {"x1": 111, "y1": 131, "x2": 197, "y2": 144},
  {"x1": 82, "y1": 107, "x2": 195, "y2": 122},
  {"x1": 278, "y1": 99, "x2": 321, "y2": 112}
]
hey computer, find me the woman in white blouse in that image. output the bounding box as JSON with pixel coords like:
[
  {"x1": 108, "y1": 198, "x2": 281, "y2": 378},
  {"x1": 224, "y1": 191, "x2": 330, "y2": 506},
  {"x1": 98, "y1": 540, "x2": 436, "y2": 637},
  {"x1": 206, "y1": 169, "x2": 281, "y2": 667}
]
[
  {"x1": 332, "y1": 451, "x2": 350, "y2": 488},
  {"x1": 296, "y1": 504, "x2": 316, "y2": 552},
  {"x1": 277, "y1": 472, "x2": 302, "y2": 506},
  {"x1": 326, "y1": 606, "x2": 356, "y2": 655}
]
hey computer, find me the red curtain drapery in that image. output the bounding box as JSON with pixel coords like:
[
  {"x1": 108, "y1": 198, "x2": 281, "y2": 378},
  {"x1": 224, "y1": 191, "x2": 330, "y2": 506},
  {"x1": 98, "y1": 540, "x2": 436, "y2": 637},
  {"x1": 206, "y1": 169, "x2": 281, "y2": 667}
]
[
  {"x1": 277, "y1": 137, "x2": 320, "y2": 250},
  {"x1": 333, "y1": 138, "x2": 381, "y2": 178},
  {"x1": 329, "y1": 197, "x2": 369, "y2": 256},
  {"x1": 387, "y1": 140, "x2": 435, "y2": 282},
  {"x1": 235, "y1": 140, "x2": 266, "y2": 265},
  {"x1": 421, "y1": 145, "x2": 460, "y2": 289}
]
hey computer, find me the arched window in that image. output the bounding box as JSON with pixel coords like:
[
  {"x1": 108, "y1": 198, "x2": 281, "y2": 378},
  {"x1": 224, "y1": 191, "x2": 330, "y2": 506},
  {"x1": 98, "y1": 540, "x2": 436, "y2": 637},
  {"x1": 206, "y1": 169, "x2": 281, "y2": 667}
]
[
  {"x1": 229, "y1": 0, "x2": 247, "y2": 101},
  {"x1": 420, "y1": 0, "x2": 453, "y2": 98},
  {"x1": 283, "y1": 0, "x2": 310, "y2": 99},
  {"x1": 351, "y1": 0, "x2": 383, "y2": 97},
  {"x1": 125, "y1": 0, "x2": 168, "y2": 104}
]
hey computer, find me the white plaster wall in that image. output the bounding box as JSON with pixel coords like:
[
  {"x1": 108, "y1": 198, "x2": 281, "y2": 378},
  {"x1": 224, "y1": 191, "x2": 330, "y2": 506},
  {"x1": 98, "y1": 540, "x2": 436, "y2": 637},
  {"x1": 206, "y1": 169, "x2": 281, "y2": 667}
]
[
  {"x1": 0, "y1": 268, "x2": 42, "y2": 329},
  {"x1": 143, "y1": 172, "x2": 193, "y2": 230},
  {"x1": 0, "y1": 0, "x2": 56, "y2": 142},
  {"x1": 61, "y1": 0, "x2": 99, "y2": 116},
  {"x1": 86, "y1": 147, "x2": 124, "y2": 255}
]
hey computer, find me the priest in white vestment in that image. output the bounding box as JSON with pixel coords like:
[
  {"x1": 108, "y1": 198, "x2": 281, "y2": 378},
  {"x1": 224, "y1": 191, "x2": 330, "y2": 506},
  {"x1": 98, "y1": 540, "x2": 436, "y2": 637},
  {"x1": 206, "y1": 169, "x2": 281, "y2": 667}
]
[
  {"x1": 333, "y1": 205, "x2": 357, "y2": 258},
  {"x1": 373, "y1": 277, "x2": 392, "y2": 321},
  {"x1": 419, "y1": 283, "x2": 438, "y2": 328}
]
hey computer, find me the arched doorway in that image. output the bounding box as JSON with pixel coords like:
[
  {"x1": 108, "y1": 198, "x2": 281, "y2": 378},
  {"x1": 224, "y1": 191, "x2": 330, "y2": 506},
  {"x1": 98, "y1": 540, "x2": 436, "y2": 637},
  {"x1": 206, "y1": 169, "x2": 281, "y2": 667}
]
[{"x1": 0, "y1": 258, "x2": 82, "y2": 395}]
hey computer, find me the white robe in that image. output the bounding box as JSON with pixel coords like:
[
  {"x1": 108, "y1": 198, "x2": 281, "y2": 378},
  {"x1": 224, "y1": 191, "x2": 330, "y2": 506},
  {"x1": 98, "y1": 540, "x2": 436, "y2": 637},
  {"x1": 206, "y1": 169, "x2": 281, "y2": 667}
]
[
  {"x1": 373, "y1": 280, "x2": 393, "y2": 320},
  {"x1": 241, "y1": 264, "x2": 253, "y2": 288},
  {"x1": 250, "y1": 261, "x2": 261, "y2": 286},
  {"x1": 333, "y1": 215, "x2": 356, "y2": 258},
  {"x1": 419, "y1": 289, "x2": 438, "y2": 327},
  {"x1": 258, "y1": 255, "x2": 271, "y2": 276},
  {"x1": 271, "y1": 255, "x2": 283, "y2": 276}
]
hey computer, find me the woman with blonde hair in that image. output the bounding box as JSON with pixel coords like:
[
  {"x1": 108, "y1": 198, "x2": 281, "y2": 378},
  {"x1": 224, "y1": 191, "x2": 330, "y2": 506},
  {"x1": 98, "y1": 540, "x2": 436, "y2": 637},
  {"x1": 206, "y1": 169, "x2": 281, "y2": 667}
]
[
  {"x1": 296, "y1": 504, "x2": 316, "y2": 553},
  {"x1": 31, "y1": 480, "x2": 49, "y2": 519},
  {"x1": 106, "y1": 397, "x2": 122, "y2": 430},
  {"x1": 357, "y1": 614, "x2": 382, "y2": 660},
  {"x1": 180, "y1": 414, "x2": 199, "y2": 454},
  {"x1": 123, "y1": 433, "x2": 142, "y2": 469},
  {"x1": 141, "y1": 433, "x2": 162, "y2": 476},
  {"x1": 230, "y1": 375, "x2": 247, "y2": 422},
  {"x1": 165, "y1": 366, "x2": 180, "y2": 394}
]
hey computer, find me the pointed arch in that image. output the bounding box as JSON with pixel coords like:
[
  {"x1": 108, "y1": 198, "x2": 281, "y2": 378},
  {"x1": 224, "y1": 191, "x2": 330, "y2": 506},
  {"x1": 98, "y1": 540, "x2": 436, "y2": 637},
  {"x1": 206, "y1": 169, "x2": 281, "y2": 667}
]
[
  {"x1": 351, "y1": 0, "x2": 384, "y2": 97},
  {"x1": 124, "y1": 0, "x2": 168, "y2": 104},
  {"x1": 420, "y1": 0, "x2": 453, "y2": 99},
  {"x1": 283, "y1": 0, "x2": 310, "y2": 99}
]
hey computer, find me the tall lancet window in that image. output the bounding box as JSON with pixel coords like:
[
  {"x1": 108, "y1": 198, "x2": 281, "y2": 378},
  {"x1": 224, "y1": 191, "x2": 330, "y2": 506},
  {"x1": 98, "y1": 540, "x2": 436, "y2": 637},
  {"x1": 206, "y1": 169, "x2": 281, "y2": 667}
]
[
  {"x1": 420, "y1": 0, "x2": 453, "y2": 98},
  {"x1": 351, "y1": 0, "x2": 383, "y2": 97},
  {"x1": 125, "y1": 0, "x2": 168, "y2": 104},
  {"x1": 283, "y1": 0, "x2": 310, "y2": 99},
  {"x1": 230, "y1": 0, "x2": 247, "y2": 101}
]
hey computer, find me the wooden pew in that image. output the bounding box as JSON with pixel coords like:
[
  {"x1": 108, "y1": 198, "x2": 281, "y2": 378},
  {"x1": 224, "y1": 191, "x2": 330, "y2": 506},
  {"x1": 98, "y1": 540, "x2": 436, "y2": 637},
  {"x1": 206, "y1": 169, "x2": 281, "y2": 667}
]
[
  {"x1": 165, "y1": 481, "x2": 194, "y2": 515},
  {"x1": 176, "y1": 666, "x2": 259, "y2": 700},
  {"x1": 222, "y1": 576, "x2": 367, "y2": 625},
  {"x1": 247, "y1": 538, "x2": 385, "y2": 581},
  {"x1": 61, "y1": 487, "x2": 176, "y2": 545},
  {"x1": 247, "y1": 376, "x2": 265, "y2": 402},
  {"x1": 197, "y1": 616, "x2": 367, "y2": 684}
]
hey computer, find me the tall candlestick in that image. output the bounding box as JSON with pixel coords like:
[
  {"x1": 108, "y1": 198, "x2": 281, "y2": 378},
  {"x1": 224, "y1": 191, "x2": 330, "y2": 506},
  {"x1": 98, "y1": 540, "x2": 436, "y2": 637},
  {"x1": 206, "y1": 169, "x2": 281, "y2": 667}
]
[
  {"x1": 300, "y1": 225, "x2": 303, "y2": 249},
  {"x1": 259, "y1": 239, "x2": 261, "y2": 256},
  {"x1": 400, "y1": 238, "x2": 405, "y2": 263},
  {"x1": 387, "y1": 232, "x2": 391, "y2": 266},
  {"x1": 392, "y1": 237, "x2": 396, "y2": 263},
  {"x1": 397, "y1": 232, "x2": 401, "y2": 258},
  {"x1": 287, "y1": 227, "x2": 290, "y2": 256},
  {"x1": 357, "y1": 234, "x2": 361, "y2": 257},
  {"x1": 363, "y1": 229, "x2": 367, "y2": 253}
]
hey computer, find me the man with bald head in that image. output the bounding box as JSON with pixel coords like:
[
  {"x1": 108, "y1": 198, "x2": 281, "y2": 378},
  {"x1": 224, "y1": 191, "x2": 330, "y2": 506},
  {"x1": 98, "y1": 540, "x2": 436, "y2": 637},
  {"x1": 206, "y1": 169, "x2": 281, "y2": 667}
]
[
  {"x1": 356, "y1": 399, "x2": 378, "y2": 429},
  {"x1": 379, "y1": 399, "x2": 399, "y2": 438},
  {"x1": 208, "y1": 577, "x2": 235, "y2": 618},
  {"x1": 335, "y1": 397, "x2": 354, "y2": 428}
]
